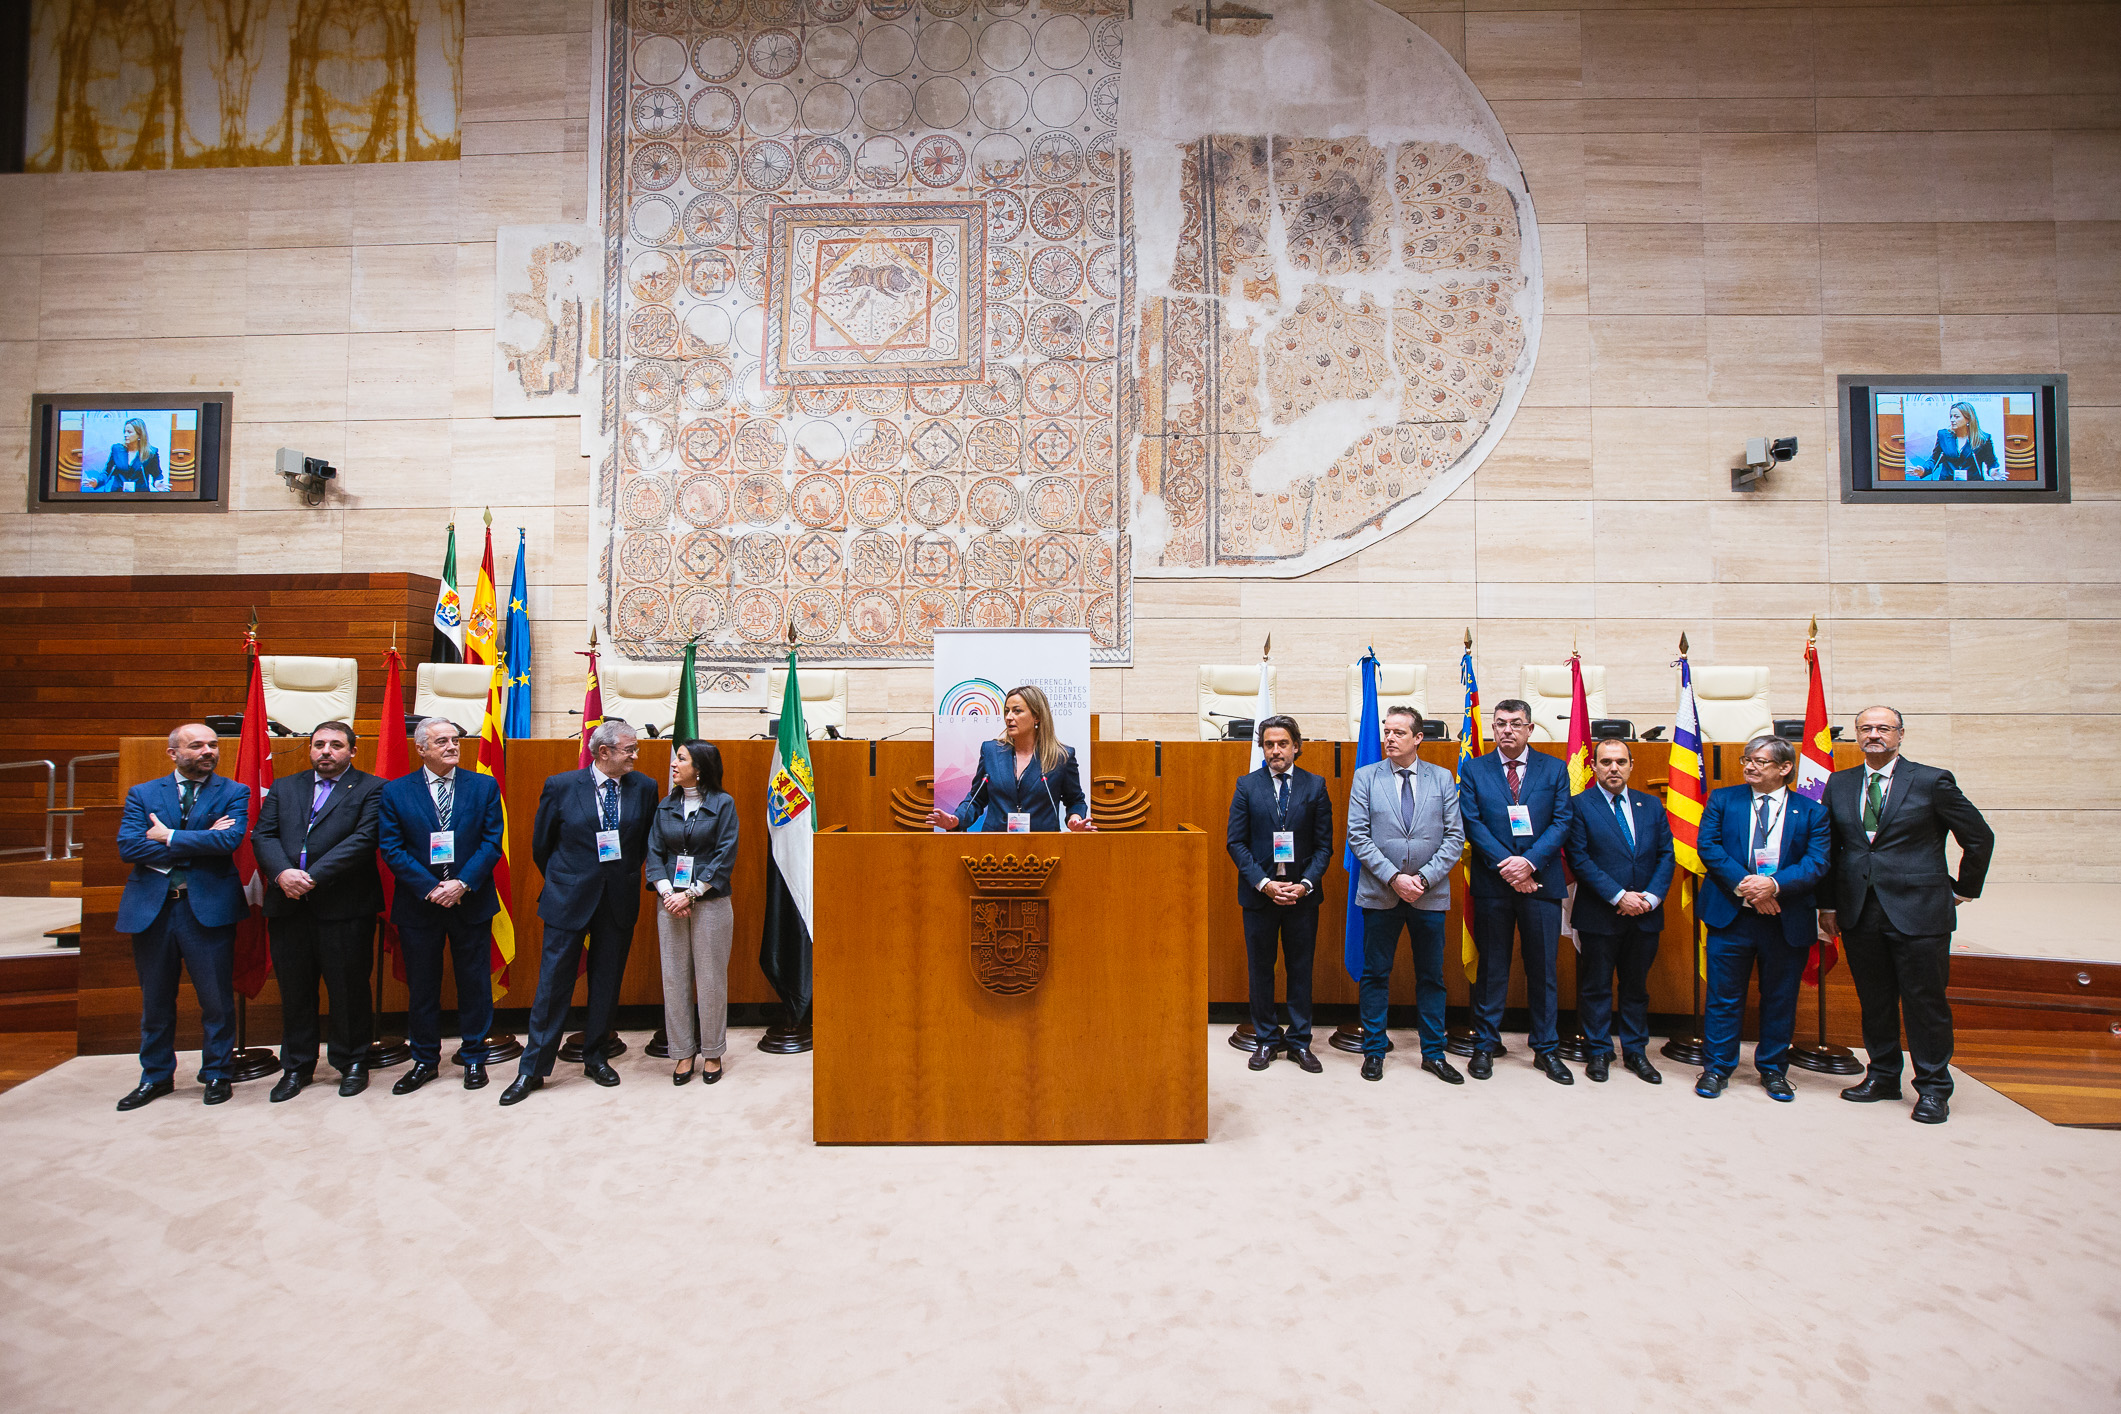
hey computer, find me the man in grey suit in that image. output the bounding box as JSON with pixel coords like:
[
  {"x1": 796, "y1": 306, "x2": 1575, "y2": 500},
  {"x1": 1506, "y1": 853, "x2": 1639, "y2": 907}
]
[{"x1": 1346, "y1": 705, "x2": 1466, "y2": 1083}]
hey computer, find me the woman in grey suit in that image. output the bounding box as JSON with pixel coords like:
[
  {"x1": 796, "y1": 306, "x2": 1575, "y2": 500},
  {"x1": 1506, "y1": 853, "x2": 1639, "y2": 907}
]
[
  {"x1": 1345, "y1": 706, "x2": 1466, "y2": 1083},
  {"x1": 646, "y1": 740, "x2": 741, "y2": 1084}
]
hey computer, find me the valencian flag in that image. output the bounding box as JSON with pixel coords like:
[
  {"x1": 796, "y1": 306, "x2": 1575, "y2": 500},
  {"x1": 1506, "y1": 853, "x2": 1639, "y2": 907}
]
[
  {"x1": 230, "y1": 630, "x2": 275, "y2": 999},
  {"x1": 502, "y1": 529, "x2": 534, "y2": 741},
  {"x1": 1666, "y1": 637, "x2": 1709, "y2": 975},
  {"x1": 473, "y1": 670, "x2": 517, "y2": 999},
  {"x1": 1341, "y1": 649, "x2": 1382, "y2": 980},
  {"x1": 431, "y1": 523, "x2": 463, "y2": 664},
  {"x1": 1558, "y1": 649, "x2": 1594, "y2": 947},
  {"x1": 1455, "y1": 634, "x2": 1485, "y2": 981},
  {"x1": 465, "y1": 514, "x2": 500, "y2": 668},
  {"x1": 1798, "y1": 620, "x2": 1840, "y2": 987},
  {"x1": 577, "y1": 629, "x2": 604, "y2": 769},
  {"x1": 374, "y1": 645, "x2": 410, "y2": 983},
  {"x1": 762, "y1": 650, "x2": 817, "y2": 1021}
]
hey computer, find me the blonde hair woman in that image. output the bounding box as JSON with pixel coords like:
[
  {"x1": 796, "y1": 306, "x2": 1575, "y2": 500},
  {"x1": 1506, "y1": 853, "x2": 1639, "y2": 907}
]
[{"x1": 926, "y1": 684, "x2": 1096, "y2": 833}]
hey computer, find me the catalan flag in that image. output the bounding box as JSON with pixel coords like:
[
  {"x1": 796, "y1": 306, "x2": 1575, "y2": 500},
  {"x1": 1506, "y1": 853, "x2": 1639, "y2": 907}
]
[
  {"x1": 473, "y1": 674, "x2": 516, "y2": 999},
  {"x1": 1456, "y1": 637, "x2": 1484, "y2": 981}
]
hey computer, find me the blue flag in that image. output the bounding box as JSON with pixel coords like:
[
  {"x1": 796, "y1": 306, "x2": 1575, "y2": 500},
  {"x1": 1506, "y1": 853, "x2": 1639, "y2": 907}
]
[
  {"x1": 1342, "y1": 650, "x2": 1383, "y2": 980},
  {"x1": 502, "y1": 529, "x2": 533, "y2": 740}
]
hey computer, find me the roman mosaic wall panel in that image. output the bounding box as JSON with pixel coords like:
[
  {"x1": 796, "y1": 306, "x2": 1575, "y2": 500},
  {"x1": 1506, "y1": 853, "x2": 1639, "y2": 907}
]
[{"x1": 597, "y1": 0, "x2": 1132, "y2": 666}]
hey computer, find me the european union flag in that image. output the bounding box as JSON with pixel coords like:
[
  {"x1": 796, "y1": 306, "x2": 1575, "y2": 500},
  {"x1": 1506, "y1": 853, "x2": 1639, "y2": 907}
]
[{"x1": 502, "y1": 528, "x2": 533, "y2": 740}]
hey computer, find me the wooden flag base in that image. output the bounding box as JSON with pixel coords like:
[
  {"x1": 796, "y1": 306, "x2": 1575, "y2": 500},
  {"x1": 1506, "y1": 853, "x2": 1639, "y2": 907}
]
[
  {"x1": 758, "y1": 1005, "x2": 811, "y2": 1053},
  {"x1": 1790, "y1": 1043, "x2": 1863, "y2": 1074},
  {"x1": 559, "y1": 1031, "x2": 626, "y2": 1064},
  {"x1": 229, "y1": 996, "x2": 280, "y2": 1081},
  {"x1": 453, "y1": 1033, "x2": 521, "y2": 1065},
  {"x1": 365, "y1": 1037, "x2": 413, "y2": 1068},
  {"x1": 1555, "y1": 1030, "x2": 1595, "y2": 1062},
  {"x1": 1445, "y1": 1024, "x2": 1501, "y2": 1058},
  {"x1": 645, "y1": 1028, "x2": 670, "y2": 1059}
]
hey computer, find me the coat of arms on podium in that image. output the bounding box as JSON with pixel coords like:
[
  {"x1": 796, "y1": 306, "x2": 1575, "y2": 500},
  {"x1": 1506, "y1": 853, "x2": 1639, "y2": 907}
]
[{"x1": 963, "y1": 853, "x2": 1060, "y2": 996}]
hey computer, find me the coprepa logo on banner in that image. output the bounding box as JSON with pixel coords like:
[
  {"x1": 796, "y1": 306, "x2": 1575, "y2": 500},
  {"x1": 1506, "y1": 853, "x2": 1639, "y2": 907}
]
[{"x1": 932, "y1": 629, "x2": 1094, "y2": 830}]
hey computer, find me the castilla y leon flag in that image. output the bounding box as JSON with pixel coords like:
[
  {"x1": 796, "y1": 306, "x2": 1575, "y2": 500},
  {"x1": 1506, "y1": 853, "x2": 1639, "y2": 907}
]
[
  {"x1": 473, "y1": 670, "x2": 516, "y2": 1000},
  {"x1": 1456, "y1": 635, "x2": 1484, "y2": 982},
  {"x1": 374, "y1": 645, "x2": 410, "y2": 983},
  {"x1": 1798, "y1": 620, "x2": 1840, "y2": 987},
  {"x1": 230, "y1": 637, "x2": 274, "y2": 999},
  {"x1": 761, "y1": 650, "x2": 816, "y2": 1022}
]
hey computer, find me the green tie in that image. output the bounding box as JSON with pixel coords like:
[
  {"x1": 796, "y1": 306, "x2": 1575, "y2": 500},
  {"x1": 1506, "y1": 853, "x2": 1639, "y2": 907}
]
[
  {"x1": 171, "y1": 779, "x2": 198, "y2": 891},
  {"x1": 1863, "y1": 771, "x2": 1885, "y2": 833}
]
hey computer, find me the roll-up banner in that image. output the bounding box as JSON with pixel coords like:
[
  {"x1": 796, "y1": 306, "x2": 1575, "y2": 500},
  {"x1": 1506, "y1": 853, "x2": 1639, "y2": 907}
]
[{"x1": 932, "y1": 628, "x2": 1094, "y2": 828}]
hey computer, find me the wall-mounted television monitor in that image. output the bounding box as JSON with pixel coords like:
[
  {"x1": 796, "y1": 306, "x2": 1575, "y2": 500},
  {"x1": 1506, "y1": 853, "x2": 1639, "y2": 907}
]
[
  {"x1": 1838, "y1": 375, "x2": 2068, "y2": 504},
  {"x1": 28, "y1": 392, "x2": 233, "y2": 514}
]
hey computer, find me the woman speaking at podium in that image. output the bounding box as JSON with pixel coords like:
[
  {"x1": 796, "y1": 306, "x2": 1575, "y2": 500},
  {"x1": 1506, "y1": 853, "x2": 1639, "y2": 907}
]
[{"x1": 926, "y1": 685, "x2": 1097, "y2": 834}]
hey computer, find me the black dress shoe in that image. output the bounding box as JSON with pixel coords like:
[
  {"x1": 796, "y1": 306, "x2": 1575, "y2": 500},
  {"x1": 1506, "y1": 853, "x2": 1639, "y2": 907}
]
[
  {"x1": 1911, "y1": 1093, "x2": 1950, "y2": 1124},
  {"x1": 1468, "y1": 1050, "x2": 1493, "y2": 1081},
  {"x1": 116, "y1": 1080, "x2": 173, "y2": 1112},
  {"x1": 1247, "y1": 1042, "x2": 1277, "y2": 1071},
  {"x1": 1624, "y1": 1052, "x2": 1662, "y2": 1084},
  {"x1": 1287, "y1": 1045, "x2": 1323, "y2": 1074},
  {"x1": 202, "y1": 1079, "x2": 233, "y2": 1105},
  {"x1": 1360, "y1": 1055, "x2": 1383, "y2": 1082},
  {"x1": 1840, "y1": 1074, "x2": 1904, "y2": 1103},
  {"x1": 584, "y1": 1056, "x2": 622, "y2": 1087},
  {"x1": 1760, "y1": 1070, "x2": 1795, "y2": 1102},
  {"x1": 1534, "y1": 1051, "x2": 1575, "y2": 1085},
  {"x1": 701, "y1": 1061, "x2": 723, "y2": 1084},
  {"x1": 1695, "y1": 1069, "x2": 1729, "y2": 1098},
  {"x1": 1585, "y1": 1053, "x2": 1610, "y2": 1083},
  {"x1": 499, "y1": 1074, "x2": 541, "y2": 1106},
  {"x1": 269, "y1": 1070, "x2": 310, "y2": 1103},
  {"x1": 391, "y1": 1062, "x2": 439, "y2": 1096},
  {"x1": 463, "y1": 1062, "x2": 488, "y2": 1091},
  {"x1": 338, "y1": 1065, "x2": 369, "y2": 1097},
  {"x1": 1421, "y1": 1056, "x2": 1464, "y2": 1085}
]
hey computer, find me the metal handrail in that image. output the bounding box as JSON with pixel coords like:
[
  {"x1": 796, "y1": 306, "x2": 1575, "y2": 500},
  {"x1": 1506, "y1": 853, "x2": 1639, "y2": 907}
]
[
  {"x1": 0, "y1": 760, "x2": 57, "y2": 861},
  {"x1": 62, "y1": 753, "x2": 120, "y2": 859}
]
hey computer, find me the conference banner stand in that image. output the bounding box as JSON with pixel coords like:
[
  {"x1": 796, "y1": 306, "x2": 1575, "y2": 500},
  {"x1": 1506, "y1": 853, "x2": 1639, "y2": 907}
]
[
  {"x1": 228, "y1": 996, "x2": 280, "y2": 1082},
  {"x1": 364, "y1": 926, "x2": 411, "y2": 1069}
]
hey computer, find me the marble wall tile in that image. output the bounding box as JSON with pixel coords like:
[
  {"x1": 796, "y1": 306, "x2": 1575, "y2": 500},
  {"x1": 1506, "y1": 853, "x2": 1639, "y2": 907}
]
[
  {"x1": 0, "y1": 175, "x2": 45, "y2": 255},
  {"x1": 1586, "y1": 224, "x2": 1704, "y2": 315},
  {"x1": 347, "y1": 333, "x2": 457, "y2": 421},
  {"x1": 1473, "y1": 499, "x2": 1594, "y2": 581},
  {"x1": 1712, "y1": 498, "x2": 1829, "y2": 584},
  {"x1": 1819, "y1": 225, "x2": 1940, "y2": 316},
  {"x1": 2065, "y1": 502, "x2": 2121, "y2": 581},
  {"x1": 450, "y1": 418, "x2": 564, "y2": 507},
  {"x1": 1540, "y1": 224, "x2": 1589, "y2": 314},
  {"x1": 246, "y1": 169, "x2": 357, "y2": 250},
  {"x1": 1703, "y1": 225, "x2": 1820, "y2": 315},
  {"x1": 464, "y1": 35, "x2": 576, "y2": 124},
  {"x1": 135, "y1": 336, "x2": 245, "y2": 393},
  {"x1": 1522, "y1": 314, "x2": 1590, "y2": 406},
  {"x1": 1408, "y1": 11, "x2": 1468, "y2": 71},
  {"x1": 2066, "y1": 405, "x2": 2121, "y2": 500},
  {"x1": 29, "y1": 515, "x2": 136, "y2": 575},
  {"x1": 1828, "y1": 620, "x2": 1955, "y2": 715},
  {"x1": 1464, "y1": 12, "x2": 1582, "y2": 100},
  {"x1": 461, "y1": 120, "x2": 591, "y2": 157},
  {"x1": 1827, "y1": 500, "x2": 1950, "y2": 582},
  {"x1": 239, "y1": 335, "x2": 349, "y2": 422},
  {"x1": 2060, "y1": 315, "x2": 2121, "y2": 404},
  {"x1": 351, "y1": 162, "x2": 463, "y2": 248},
  {"x1": 1934, "y1": 131, "x2": 2055, "y2": 223},
  {"x1": 1707, "y1": 317, "x2": 1824, "y2": 408},
  {"x1": 0, "y1": 259, "x2": 40, "y2": 342},
  {"x1": 1585, "y1": 134, "x2": 1702, "y2": 223},
  {"x1": 1474, "y1": 406, "x2": 1592, "y2": 497},
  {"x1": 41, "y1": 173, "x2": 145, "y2": 255},
  {"x1": 1936, "y1": 4, "x2": 2052, "y2": 96},
  {"x1": 467, "y1": 0, "x2": 590, "y2": 37},
  {"x1": 1581, "y1": 10, "x2": 1697, "y2": 101},
  {"x1": 2053, "y1": 131, "x2": 2121, "y2": 222},
  {"x1": 1589, "y1": 406, "x2": 1711, "y2": 501},
  {"x1": 1830, "y1": 582, "x2": 1950, "y2": 621},
  {"x1": 37, "y1": 335, "x2": 140, "y2": 389},
  {"x1": 1937, "y1": 223, "x2": 2058, "y2": 314},
  {"x1": 1696, "y1": 9, "x2": 1814, "y2": 99},
  {"x1": 1512, "y1": 133, "x2": 1585, "y2": 223},
  {"x1": 1821, "y1": 316, "x2": 1943, "y2": 377},
  {"x1": 1942, "y1": 504, "x2": 2072, "y2": 585},
  {"x1": 1817, "y1": 133, "x2": 1937, "y2": 224},
  {"x1": 1951, "y1": 619, "x2": 2069, "y2": 713},
  {"x1": 336, "y1": 420, "x2": 456, "y2": 509},
  {"x1": 1813, "y1": 9, "x2": 1932, "y2": 98},
  {"x1": 1699, "y1": 133, "x2": 1818, "y2": 225},
  {"x1": 457, "y1": 156, "x2": 571, "y2": 243},
  {"x1": 1475, "y1": 581, "x2": 1598, "y2": 620},
  {"x1": 1939, "y1": 313, "x2": 2059, "y2": 369},
  {"x1": 1355, "y1": 499, "x2": 1477, "y2": 583},
  {"x1": 2069, "y1": 620, "x2": 2121, "y2": 714},
  {"x1": 2048, "y1": 4, "x2": 2121, "y2": 96},
  {"x1": 1589, "y1": 316, "x2": 1708, "y2": 406},
  {"x1": 39, "y1": 253, "x2": 143, "y2": 341},
  {"x1": 1593, "y1": 499, "x2": 1712, "y2": 583},
  {"x1": 352, "y1": 246, "x2": 458, "y2": 333},
  {"x1": 141, "y1": 169, "x2": 252, "y2": 251},
  {"x1": 137, "y1": 251, "x2": 249, "y2": 340},
  {"x1": 451, "y1": 328, "x2": 497, "y2": 418},
  {"x1": 245, "y1": 248, "x2": 353, "y2": 335},
  {"x1": 2056, "y1": 222, "x2": 2121, "y2": 314}
]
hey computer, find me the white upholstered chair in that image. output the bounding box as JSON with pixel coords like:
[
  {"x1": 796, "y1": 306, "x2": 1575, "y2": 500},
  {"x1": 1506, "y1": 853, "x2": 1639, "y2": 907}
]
[
  {"x1": 258, "y1": 656, "x2": 358, "y2": 734},
  {"x1": 601, "y1": 662, "x2": 683, "y2": 736},
  {"x1": 1691, "y1": 666, "x2": 1774, "y2": 744},
  {"x1": 1345, "y1": 663, "x2": 1430, "y2": 740},
  {"x1": 1198, "y1": 665, "x2": 1276, "y2": 741},
  {"x1": 412, "y1": 662, "x2": 494, "y2": 734},
  {"x1": 766, "y1": 668, "x2": 848, "y2": 737},
  {"x1": 1518, "y1": 664, "x2": 1608, "y2": 743}
]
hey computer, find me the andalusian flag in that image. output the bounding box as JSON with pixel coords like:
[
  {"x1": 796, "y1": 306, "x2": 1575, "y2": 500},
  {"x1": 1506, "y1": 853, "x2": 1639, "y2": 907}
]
[
  {"x1": 473, "y1": 676, "x2": 516, "y2": 999},
  {"x1": 430, "y1": 523, "x2": 463, "y2": 664},
  {"x1": 1798, "y1": 620, "x2": 1839, "y2": 987},
  {"x1": 1455, "y1": 636, "x2": 1484, "y2": 981},
  {"x1": 1340, "y1": 650, "x2": 1382, "y2": 980},
  {"x1": 502, "y1": 530, "x2": 533, "y2": 741},
  {"x1": 465, "y1": 516, "x2": 499, "y2": 667},
  {"x1": 761, "y1": 651, "x2": 816, "y2": 1021},
  {"x1": 1667, "y1": 639, "x2": 1709, "y2": 977}
]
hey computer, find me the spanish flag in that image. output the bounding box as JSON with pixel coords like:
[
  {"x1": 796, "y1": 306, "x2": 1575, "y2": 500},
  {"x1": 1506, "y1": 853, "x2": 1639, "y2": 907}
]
[{"x1": 466, "y1": 514, "x2": 500, "y2": 668}]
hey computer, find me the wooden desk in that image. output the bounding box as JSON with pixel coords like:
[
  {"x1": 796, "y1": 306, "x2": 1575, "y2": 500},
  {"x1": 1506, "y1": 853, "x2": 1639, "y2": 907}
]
[{"x1": 811, "y1": 830, "x2": 1209, "y2": 1144}]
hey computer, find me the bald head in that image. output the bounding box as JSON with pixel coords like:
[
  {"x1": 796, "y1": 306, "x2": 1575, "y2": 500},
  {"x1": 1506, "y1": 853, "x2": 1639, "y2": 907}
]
[{"x1": 166, "y1": 723, "x2": 219, "y2": 780}]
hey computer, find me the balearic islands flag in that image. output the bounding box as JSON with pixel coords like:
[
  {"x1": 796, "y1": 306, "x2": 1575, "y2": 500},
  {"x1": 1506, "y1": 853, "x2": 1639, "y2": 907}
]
[
  {"x1": 761, "y1": 652, "x2": 816, "y2": 1022},
  {"x1": 1666, "y1": 640, "x2": 1709, "y2": 976},
  {"x1": 431, "y1": 523, "x2": 463, "y2": 665}
]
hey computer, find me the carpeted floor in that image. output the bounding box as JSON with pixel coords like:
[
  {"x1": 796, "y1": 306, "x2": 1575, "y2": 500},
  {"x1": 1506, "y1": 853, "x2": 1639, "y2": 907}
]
[{"x1": 2, "y1": 1030, "x2": 2116, "y2": 1412}]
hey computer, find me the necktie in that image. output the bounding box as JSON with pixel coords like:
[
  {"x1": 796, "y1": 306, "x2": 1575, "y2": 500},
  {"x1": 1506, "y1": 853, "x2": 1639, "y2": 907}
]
[
  {"x1": 1506, "y1": 760, "x2": 1521, "y2": 804},
  {"x1": 1612, "y1": 791, "x2": 1635, "y2": 848},
  {"x1": 1752, "y1": 795, "x2": 1771, "y2": 852},
  {"x1": 1864, "y1": 771, "x2": 1884, "y2": 833},
  {"x1": 435, "y1": 775, "x2": 454, "y2": 831},
  {"x1": 1397, "y1": 769, "x2": 1414, "y2": 832},
  {"x1": 601, "y1": 778, "x2": 619, "y2": 831},
  {"x1": 171, "y1": 780, "x2": 198, "y2": 891},
  {"x1": 1274, "y1": 773, "x2": 1289, "y2": 825}
]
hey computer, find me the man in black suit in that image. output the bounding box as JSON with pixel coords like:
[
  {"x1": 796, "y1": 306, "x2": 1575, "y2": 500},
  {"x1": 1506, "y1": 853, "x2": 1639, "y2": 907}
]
[
  {"x1": 1226, "y1": 715, "x2": 1334, "y2": 1073},
  {"x1": 502, "y1": 719, "x2": 659, "y2": 1105},
  {"x1": 1563, "y1": 739, "x2": 1675, "y2": 1085},
  {"x1": 1821, "y1": 706, "x2": 1995, "y2": 1124},
  {"x1": 252, "y1": 721, "x2": 386, "y2": 1100}
]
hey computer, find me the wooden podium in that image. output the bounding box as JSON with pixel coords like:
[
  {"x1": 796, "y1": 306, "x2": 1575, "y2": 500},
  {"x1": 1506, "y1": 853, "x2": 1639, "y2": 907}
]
[{"x1": 812, "y1": 829, "x2": 1210, "y2": 1144}]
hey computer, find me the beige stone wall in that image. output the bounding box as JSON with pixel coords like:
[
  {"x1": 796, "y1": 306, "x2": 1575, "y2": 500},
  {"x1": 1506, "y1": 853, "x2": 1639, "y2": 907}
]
[{"x1": 2, "y1": 0, "x2": 2116, "y2": 880}]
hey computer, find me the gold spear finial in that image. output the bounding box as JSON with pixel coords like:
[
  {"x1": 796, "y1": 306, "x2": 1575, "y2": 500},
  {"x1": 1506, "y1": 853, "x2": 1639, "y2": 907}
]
[
  {"x1": 483, "y1": 506, "x2": 492, "y2": 527},
  {"x1": 1261, "y1": 632, "x2": 1271, "y2": 661},
  {"x1": 588, "y1": 623, "x2": 598, "y2": 650},
  {"x1": 1808, "y1": 614, "x2": 1818, "y2": 641},
  {"x1": 1678, "y1": 631, "x2": 1690, "y2": 656},
  {"x1": 1464, "y1": 627, "x2": 1473, "y2": 650}
]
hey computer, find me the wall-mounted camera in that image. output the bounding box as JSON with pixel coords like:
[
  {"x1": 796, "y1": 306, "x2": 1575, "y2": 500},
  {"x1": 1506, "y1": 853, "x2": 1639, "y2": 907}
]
[
  {"x1": 1733, "y1": 436, "x2": 1798, "y2": 492},
  {"x1": 276, "y1": 447, "x2": 338, "y2": 505}
]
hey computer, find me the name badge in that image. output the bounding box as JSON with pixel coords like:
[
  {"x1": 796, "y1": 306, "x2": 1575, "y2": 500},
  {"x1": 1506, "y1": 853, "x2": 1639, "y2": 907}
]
[
  {"x1": 596, "y1": 829, "x2": 622, "y2": 863},
  {"x1": 1272, "y1": 830, "x2": 1295, "y2": 863},
  {"x1": 672, "y1": 855, "x2": 695, "y2": 888},
  {"x1": 1753, "y1": 848, "x2": 1778, "y2": 876},
  {"x1": 428, "y1": 831, "x2": 455, "y2": 865},
  {"x1": 1507, "y1": 804, "x2": 1534, "y2": 837},
  {"x1": 1006, "y1": 812, "x2": 1032, "y2": 834}
]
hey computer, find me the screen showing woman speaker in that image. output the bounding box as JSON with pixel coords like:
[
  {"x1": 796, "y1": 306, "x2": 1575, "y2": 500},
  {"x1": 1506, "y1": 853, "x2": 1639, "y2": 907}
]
[
  {"x1": 28, "y1": 392, "x2": 233, "y2": 513},
  {"x1": 1839, "y1": 375, "x2": 2068, "y2": 505}
]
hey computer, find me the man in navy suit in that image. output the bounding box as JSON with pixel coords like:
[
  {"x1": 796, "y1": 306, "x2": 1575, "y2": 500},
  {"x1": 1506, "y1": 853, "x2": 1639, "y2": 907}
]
[
  {"x1": 1460, "y1": 699, "x2": 1575, "y2": 1084},
  {"x1": 1564, "y1": 739, "x2": 1675, "y2": 1085},
  {"x1": 378, "y1": 717, "x2": 507, "y2": 1095},
  {"x1": 1226, "y1": 715, "x2": 1334, "y2": 1072},
  {"x1": 502, "y1": 719, "x2": 659, "y2": 1104},
  {"x1": 113, "y1": 723, "x2": 250, "y2": 1110},
  {"x1": 1695, "y1": 735, "x2": 1831, "y2": 1101}
]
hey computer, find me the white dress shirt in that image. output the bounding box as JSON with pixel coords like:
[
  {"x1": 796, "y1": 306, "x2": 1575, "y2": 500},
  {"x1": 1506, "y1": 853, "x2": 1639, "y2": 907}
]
[
  {"x1": 1256, "y1": 769, "x2": 1311, "y2": 894},
  {"x1": 148, "y1": 769, "x2": 207, "y2": 875},
  {"x1": 1862, "y1": 758, "x2": 1897, "y2": 843},
  {"x1": 424, "y1": 766, "x2": 456, "y2": 817},
  {"x1": 1745, "y1": 786, "x2": 1790, "y2": 894},
  {"x1": 591, "y1": 765, "x2": 625, "y2": 827},
  {"x1": 1601, "y1": 786, "x2": 1660, "y2": 908}
]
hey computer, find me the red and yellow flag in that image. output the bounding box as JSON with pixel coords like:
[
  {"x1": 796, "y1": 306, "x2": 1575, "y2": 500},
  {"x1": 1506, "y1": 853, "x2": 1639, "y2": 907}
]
[
  {"x1": 474, "y1": 676, "x2": 516, "y2": 1000},
  {"x1": 577, "y1": 633, "x2": 604, "y2": 770},
  {"x1": 1565, "y1": 650, "x2": 1593, "y2": 797},
  {"x1": 374, "y1": 646, "x2": 411, "y2": 982},
  {"x1": 1798, "y1": 620, "x2": 1839, "y2": 986},
  {"x1": 465, "y1": 515, "x2": 500, "y2": 667},
  {"x1": 230, "y1": 634, "x2": 275, "y2": 999}
]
